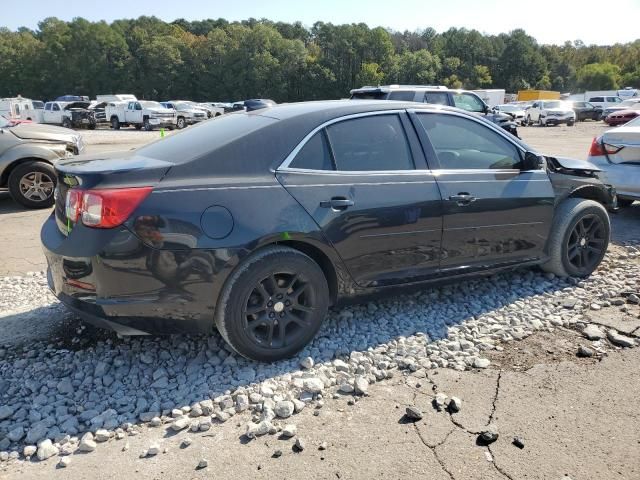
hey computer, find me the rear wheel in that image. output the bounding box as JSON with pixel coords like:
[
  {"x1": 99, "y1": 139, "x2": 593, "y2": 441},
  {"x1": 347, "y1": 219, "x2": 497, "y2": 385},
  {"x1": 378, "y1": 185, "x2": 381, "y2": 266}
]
[
  {"x1": 525, "y1": 115, "x2": 531, "y2": 126},
  {"x1": 567, "y1": 120, "x2": 575, "y2": 126},
  {"x1": 8, "y1": 161, "x2": 56, "y2": 209},
  {"x1": 215, "y1": 246, "x2": 329, "y2": 362},
  {"x1": 542, "y1": 198, "x2": 610, "y2": 277},
  {"x1": 176, "y1": 117, "x2": 186, "y2": 129}
]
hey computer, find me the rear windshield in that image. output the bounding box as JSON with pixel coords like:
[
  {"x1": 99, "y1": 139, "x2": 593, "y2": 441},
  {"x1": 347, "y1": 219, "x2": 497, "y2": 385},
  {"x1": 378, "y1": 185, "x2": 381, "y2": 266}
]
[
  {"x1": 136, "y1": 112, "x2": 277, "y2": 164},
  {"x1": 351, "y1": 91, "x2": 389, "y2": 100}
]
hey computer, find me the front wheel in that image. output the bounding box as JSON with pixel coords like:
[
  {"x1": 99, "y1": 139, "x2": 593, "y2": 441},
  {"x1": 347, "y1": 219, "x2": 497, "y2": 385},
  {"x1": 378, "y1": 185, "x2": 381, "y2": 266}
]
[
  {"x1": 215, "y1": 246, "x2": 330, "y2": 362},
  {"x1": 525, "y1": 115, "x2": 531, "y2": 126},
  {"x1": 567, "y1": 120, "x2": 575, "y2": 126},
  {"x1": 62, "y1": 118, "x2": 72, "y2": 129},
  {"x1": 176, "y1": 117, "x2": 186, "y2": 129},
  {"x1": 538, "y1": 117, "x2": 545, "y2": 127},
  {"x1": 8, "y1": 161, "x2": 57, "y2": 208},
  {"x1": 143, "y1": 118, "x2": 153, "y2": 131},
  {"x1": 542, "y1": 198, "x2": 610, "y2": 278}
]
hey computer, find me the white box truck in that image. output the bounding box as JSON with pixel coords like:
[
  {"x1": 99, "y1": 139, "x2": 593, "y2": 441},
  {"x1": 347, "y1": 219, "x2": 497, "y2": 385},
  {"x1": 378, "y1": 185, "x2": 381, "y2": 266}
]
[{"x1": 472, "y1": 89, "x2": 505, "y2": 107}]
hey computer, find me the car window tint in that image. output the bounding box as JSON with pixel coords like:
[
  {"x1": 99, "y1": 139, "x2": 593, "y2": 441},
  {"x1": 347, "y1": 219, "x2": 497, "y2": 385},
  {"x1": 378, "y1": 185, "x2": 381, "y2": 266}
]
[
  {"x1": 424, "y1": 92, "x2": 449, "y2": 105},
  {"x1": 289, "y1": 131, "x2": 334, "y2": 170},
  {"x1": 326, "y1": 115, "x2": 414, "y2": 171},
  {"x1": 388, "y1": 91, "x2": 416, "y2": 101},
  {"x1": 45, "y1": 103, "x2": 51, "y2": 111},
  {"x1": 452, "y1": 93, "x2": 485, "y2": 112},
  {"x1": 52, "y1": 104, "x2": 60, "y2": 111},
  {"x1": 417, "y1": 113, "x2": 522, "y2": 170}
]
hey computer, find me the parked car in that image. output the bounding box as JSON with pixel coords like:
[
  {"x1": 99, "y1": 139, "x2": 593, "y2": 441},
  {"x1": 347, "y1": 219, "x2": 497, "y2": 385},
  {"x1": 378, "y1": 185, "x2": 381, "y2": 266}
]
[
  {"x1": 604, "y1": 109, "x2": 640, "y2": 126},
  {"x1": 42, "y1": 101, "x2": 98, "y2": 129},
  {"x1": 492, "y1": 104, "x2": 527, "y2": 124},
  {"x1": 55, "y1": 95, "x2": 90, "y2": 102},
  {"x1": 20, "y1": 100, "x2": 45, "y2": 123},
  {"x1": 587, "y1": 95, "x2": 623, "y2": 111},
  {"x1": 0, "y1": 97, "x2": 38, "y2": 121},
  {"x1": 42, "y1": 101, "x2": 614, "y2": 361},
  {"x1": 350, "y1": 85, "x2": 519, "y2": 136},
  {"x1": 570, "y1": 101, "x2": 602, "y2": 121},
  {"x1": 193, "y1": 102, "x2": 225, "y2": 118},
  {"x1": 588, "y1": 116, "x2": 640, "y2": 207},
  {"x1": 600, "y1": 98, "x2": 640, "y2": 119},
  {"x1": 106, "y1": 100, "x2": 176, "y2": 131},
  {"x1": 0, "y1": 115, "x2": 83, "y2": 207},
  {"x1": 525, "y1": 100, "x2": 576, "y2": 126},
  {"x1": 161, "y1": 101, "x2": 207, "y2": 129}
]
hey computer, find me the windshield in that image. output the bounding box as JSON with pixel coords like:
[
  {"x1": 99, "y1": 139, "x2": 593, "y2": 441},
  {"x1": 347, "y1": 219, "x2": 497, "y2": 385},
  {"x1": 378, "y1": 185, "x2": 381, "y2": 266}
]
[
  {"x1": 175, "y1": 102, "x2": 192, "y2": 110},
  {"x1": 543, "y1": 101, "x2": 565, "y2": 109},
  {"x1": 0, "y1": 116, "x2": 11, "y2": 128},
  {"x1": 140, "y1": 101, "x2": 162, "y2": 109}
]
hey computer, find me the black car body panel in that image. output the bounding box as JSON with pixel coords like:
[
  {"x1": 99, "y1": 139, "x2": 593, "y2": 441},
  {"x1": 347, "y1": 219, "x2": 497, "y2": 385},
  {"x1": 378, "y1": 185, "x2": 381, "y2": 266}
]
[{"x1": 42, "y1": 100, "x2": 614, "y2": 336}]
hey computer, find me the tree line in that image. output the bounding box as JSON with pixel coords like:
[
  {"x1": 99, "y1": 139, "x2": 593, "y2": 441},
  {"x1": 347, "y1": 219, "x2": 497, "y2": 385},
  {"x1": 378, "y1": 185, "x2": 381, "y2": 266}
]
[{"x1": 1, "y1": 16, "x2": 639, "y2": 103}]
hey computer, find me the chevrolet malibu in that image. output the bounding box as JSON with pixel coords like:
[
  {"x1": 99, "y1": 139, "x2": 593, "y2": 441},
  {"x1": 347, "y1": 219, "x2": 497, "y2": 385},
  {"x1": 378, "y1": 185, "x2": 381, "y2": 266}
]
[{"x1": 42, "y1": 101, "x2": 614, "y2": 361}]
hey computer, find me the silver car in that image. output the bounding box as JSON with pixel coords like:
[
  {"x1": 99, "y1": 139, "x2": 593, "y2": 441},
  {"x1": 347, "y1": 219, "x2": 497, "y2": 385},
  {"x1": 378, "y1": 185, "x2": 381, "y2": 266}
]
[
  {"x1": 0, "y1": 116, "x2": 83, "y2": 208},
  {"x1": 588, "y1": 115, "x2": 640, "y2": 207}
]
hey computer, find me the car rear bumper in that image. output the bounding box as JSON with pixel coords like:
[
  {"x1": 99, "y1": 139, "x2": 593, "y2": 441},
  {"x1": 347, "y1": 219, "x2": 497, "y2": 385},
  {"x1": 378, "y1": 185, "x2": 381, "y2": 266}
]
[{"x1": 41, "y1": 213, "x2": 219, "y2": 335}]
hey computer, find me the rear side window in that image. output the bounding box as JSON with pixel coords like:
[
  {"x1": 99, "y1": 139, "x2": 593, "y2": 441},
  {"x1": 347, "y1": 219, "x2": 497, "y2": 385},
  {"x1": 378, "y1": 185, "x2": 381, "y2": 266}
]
[
  {"x1": 350, "y1": 91, "x2": 389, "y2": 100},
  {"x1": 289, "y1": 132, "x2": 334, "y2": 170},
  {"x1": 589, "y1": 97, "x2": 603, "y2": 102},
  {"x1": 388, "y1": 91, "x2": 416, "y2": 101},
  {"x1": 45, "y1": 103, "x2": 52, "y2": 111},
  {"x1": 424, "y1": 92, "x2": 449, "y2": 105},
  {"x1": 417, "y1": 113, "x2": 522, "y2": 170},
  {"x1": 326, "y1": 115, "x2": 414, "y2": 171}
]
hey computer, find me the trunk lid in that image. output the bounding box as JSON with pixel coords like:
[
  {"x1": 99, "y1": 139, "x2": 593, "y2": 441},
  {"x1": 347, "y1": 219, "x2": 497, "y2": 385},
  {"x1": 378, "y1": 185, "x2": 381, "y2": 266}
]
[
  {"x1": 54, "y1": 151, "x2": 173, "y2": 235},
  {"x1": 602, "y1": 126, "x2": 640, "y2": 164}
]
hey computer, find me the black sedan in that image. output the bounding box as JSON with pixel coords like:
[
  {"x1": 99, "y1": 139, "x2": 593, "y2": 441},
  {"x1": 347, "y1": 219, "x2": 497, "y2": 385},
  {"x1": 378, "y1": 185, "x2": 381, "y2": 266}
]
[
  {"x1": 42, "y1": 101, "x2": 614, "y2": 361},
  {"x1": 571, "y1": 101, "x2": 602, "y2": 121}
]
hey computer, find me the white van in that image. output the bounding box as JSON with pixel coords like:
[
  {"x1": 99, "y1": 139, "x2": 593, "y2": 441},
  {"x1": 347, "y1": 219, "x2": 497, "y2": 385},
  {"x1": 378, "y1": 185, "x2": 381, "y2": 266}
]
[
  {"x1": 587, "y1": 95, "x2": 622, "y2": 110},
  {"x1": 0, "y1": 97, "x2": 35, "y2": 120}
]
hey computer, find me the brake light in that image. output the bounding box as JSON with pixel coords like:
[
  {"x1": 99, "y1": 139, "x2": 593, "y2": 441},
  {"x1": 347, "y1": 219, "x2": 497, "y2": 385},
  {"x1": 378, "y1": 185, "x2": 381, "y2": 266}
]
[
  {"x1": 588, "y1": 137, "x2": 605, "y2": 156},
  {"x1": 65, "y1": 187, "x2": 152, "y2": 228}
]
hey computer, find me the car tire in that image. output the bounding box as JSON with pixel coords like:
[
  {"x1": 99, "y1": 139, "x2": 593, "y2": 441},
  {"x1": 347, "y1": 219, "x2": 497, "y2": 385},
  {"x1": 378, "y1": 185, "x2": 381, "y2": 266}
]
[
  {"x1": 88, "y1": 122, "x2": 96, "y2": 130},
  {"x1": 62, "y1": 118, "x2": 72, "y2": 129},
  {"x1": 143, "y1": 118, "x2": 154, "y2": 131},
  {"x1": 111, "y1": 116, "x2": 120, "y2": 130},
  {"x1": 176, "y1": 117, "x2": 186, "y2": 129},
  {"x1": 538, "y1": 117, "x2": 545, "y2": 127},
  {"x1": 525, "y1": 115, "x2": 531, "y2": 126},
  {"x1": 567, "y1": 120, "x2": 575, "y2": 126},
  {"x1": 215, "y1": 246, "x2": 330, "y2": 362},
  {"x1": 8, "y1": 161, "x2": 57, "y2": 209},
  {"x1": 134, "y1": 124, "x2": 142, "y2": 130},
  {"x1": 542, "y1": 198, "x2": 610, "y2": 278}
]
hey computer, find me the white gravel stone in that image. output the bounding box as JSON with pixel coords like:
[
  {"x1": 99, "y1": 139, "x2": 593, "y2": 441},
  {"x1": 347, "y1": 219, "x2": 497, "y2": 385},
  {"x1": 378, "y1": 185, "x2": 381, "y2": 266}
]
[
  {"x1": 78, "y1": 433, "x2": 96, "y2": 452},
  {"x1": 94, "y1": 429, "x2": 110, "y2": 442},
  {"x1": 36, "y1": 439, "x2": 58, "y2": 461},
  {"x1": 303, "y1": 378, "x2": 324, "y2": 393},
  {"x1": 171, "y1": 416, "x2": 190, "y2": 431},
  {"x1": 23, "y1": 445, "x2": 37, "y2": 457},
  {"x1": 607, "y1": 329, "x2": 637, "y2": 348},
  {"x1": 583, "y1": 324, "x2": 605, "y2": 340},
  {"x1": 300, "y1": 357, "x2": 314, "y2": 369},
  {"x1": 58, "y1": 456, "x2": 72, "y2": 468},
  {"x1": 354, "y1": 376, "x2": 369, "y2": 395},
  {"x1": 282, "y1": 424, "x2": 297, "y2": 438},
  {"x1": 274, "y1": 401, "x2": 295, "y2": 418},
  {"x1": 473, "y1": 358, "x2": 491, "y2": 369}
]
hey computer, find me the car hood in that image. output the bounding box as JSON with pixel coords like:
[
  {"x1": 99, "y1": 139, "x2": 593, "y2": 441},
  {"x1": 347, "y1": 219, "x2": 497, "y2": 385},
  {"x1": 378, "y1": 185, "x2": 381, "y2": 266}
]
[
  {"x1": 484, "y1": 112, "x2": 514, "y2": 124},
  {"x1": 546, "y1": 108, "x2": 573, "y2": 114},
  {"x1": 550, "y1": 156, "x2": 601, "y2": 172},
  {"x1": 9, "y1": 123, "x2": 79, "y2": 142},
  {"x1": 146, "y1": 108, "x2": 175, "y2": 115}
]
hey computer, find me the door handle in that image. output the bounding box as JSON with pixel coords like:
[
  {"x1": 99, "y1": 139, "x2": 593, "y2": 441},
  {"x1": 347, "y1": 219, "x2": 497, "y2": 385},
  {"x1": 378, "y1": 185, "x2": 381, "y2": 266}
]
[
  {"x1": 449, "y1": 193, "x2": 477, "y2": 206},
  {"x1": 320, "y1": 197, "x2": 354, "y2": 210}
]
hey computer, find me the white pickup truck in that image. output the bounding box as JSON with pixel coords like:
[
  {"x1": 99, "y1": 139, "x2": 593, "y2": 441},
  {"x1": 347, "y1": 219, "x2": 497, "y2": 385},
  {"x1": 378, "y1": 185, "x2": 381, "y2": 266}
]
[{"x1": 105, "y1": 100, "x2": 177, "y2": 131}]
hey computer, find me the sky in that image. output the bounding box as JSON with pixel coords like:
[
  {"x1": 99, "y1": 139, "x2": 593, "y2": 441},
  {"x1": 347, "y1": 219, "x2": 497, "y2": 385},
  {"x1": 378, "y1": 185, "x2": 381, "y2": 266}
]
[{"x1": 4, "y1": 0, "x2": 640, "y2": 46}]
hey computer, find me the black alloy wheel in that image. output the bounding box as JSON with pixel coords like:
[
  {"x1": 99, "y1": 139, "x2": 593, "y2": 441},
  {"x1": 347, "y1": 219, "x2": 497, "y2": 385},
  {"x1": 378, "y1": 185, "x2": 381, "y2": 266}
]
[
  {"x1": 215, "y1": 246, "x2": 329, "y2": 362},
  {"x1": 243, "y1": 272, "x2": 317, "y2": 350},
  {"x1": 565, "y1": 214, "x2": 607, "y2": 275}
]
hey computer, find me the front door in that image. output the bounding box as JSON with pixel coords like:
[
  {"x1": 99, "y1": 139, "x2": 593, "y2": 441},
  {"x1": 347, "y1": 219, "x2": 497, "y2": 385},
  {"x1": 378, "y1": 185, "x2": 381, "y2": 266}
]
[
  {"x1": 277, "y1": 112, "x2": 443, "y2": 287},
  {"x1": 127, "y1": 102, "x2": 143, "y2": 123},
  {"x1": 411, "y1": 110, "x2": 555, "y2": 273}
]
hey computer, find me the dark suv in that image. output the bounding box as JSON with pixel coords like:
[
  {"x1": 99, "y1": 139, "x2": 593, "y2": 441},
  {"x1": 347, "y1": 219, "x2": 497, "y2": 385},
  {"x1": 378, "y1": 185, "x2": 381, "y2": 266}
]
[{"x1": 350, "y1": 85, "x2": 519, "y2": 137}]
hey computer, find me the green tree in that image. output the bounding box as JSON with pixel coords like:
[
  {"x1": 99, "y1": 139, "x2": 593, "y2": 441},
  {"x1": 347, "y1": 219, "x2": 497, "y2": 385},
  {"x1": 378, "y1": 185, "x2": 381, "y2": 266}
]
[{"x1": 575, "y1": 63, "x2": 621, "y2": 90}]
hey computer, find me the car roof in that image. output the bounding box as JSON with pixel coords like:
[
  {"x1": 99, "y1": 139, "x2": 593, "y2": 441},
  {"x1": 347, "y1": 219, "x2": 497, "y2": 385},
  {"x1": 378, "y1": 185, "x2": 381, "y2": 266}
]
[{"x1": 351, "y1": 85, "x2": 449, "y2": 93}]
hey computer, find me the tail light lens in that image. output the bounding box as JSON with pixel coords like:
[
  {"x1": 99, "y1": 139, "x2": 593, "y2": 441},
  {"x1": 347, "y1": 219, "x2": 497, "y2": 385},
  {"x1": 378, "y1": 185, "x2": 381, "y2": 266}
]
[
  {"x1": 589, "y1": 137, "x2": 605, "y2": 156},
  {"x1": 66, "y1": 186, "x2": 152, "y2": 228}
]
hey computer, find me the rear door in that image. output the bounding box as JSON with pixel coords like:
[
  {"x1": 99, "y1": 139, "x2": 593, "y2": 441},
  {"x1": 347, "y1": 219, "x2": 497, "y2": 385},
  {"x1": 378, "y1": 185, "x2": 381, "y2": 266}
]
[
  {"x1": 277, "y1": 111, "x2": 443, "y2": 287},
  {"x1": 410, "y1": 110, "x2": 555, "y2": 273}
]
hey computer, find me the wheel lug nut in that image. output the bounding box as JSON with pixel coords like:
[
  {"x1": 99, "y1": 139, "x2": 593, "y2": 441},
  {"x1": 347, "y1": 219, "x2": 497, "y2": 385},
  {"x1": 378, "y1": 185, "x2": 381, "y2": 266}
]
[
  {"x1": 269, "y1": 312, "x2": 275, "y2": 318},
  {"x1": 267, "y1": 301, "x2": 273, "y2": 307},
  {"x1": 279, "y1": 312, "x2": 285, "y2": 317},
  {"x1": 285, "y1": 300, "x2": 291, "y2": 306}
]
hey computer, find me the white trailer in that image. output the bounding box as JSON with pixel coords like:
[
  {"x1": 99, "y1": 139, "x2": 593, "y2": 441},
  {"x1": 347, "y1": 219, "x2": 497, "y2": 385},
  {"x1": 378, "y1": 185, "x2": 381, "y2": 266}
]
[
  {"x1": 472, "y1": 89, "x2": 506, "y2": 107},
  {"x1": 0, "y1": 97, "x2": 37, "y2": 120}
]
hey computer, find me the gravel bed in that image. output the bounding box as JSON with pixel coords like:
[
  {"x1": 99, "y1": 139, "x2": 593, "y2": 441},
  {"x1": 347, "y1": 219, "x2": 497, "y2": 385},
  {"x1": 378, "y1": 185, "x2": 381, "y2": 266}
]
[{"x1": 0, "y1": 246, "x2": 638, "y2": 463}]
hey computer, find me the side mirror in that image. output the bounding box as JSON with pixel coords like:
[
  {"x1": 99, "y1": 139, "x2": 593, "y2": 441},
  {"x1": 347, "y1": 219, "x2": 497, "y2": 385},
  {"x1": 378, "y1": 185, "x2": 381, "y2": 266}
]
[{"x1": 521, "y1": 151, "x2": 543, "y2": 171}]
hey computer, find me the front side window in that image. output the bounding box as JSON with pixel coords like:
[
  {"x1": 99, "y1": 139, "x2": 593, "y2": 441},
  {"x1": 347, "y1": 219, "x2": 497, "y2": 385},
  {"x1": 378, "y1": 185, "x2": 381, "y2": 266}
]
[
  {"x1": 424, "y1": 92, "x2": 449, "y2": 105},
  {"x1": 326, "y1": 115, "x2": 414, "y2": 171},
  {"x1": 452, "y1": 93, "x2": 485, "y2": 113},
  {"x1": 289, "y1": 131, "x2": 334, "y2": 170},
  {"x1": 52, "y1": 103, "x2": 60, "y2": 111},
  {"x1": 417, "y1": 113, "x2": 522, "y2": 170},
  {"x1": 611, "y1": 97, "x2": 622, "y2": 103}
]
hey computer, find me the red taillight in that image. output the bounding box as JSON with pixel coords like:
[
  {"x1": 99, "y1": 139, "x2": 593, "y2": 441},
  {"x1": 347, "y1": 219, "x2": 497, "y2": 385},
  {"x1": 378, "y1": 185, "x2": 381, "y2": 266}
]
[
  {"x1": 588, "y1": 137, "x2": 606, "y2": 156},
  {"x1": 65, "y1": 186, "x2": 152, "y2": 229}
]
